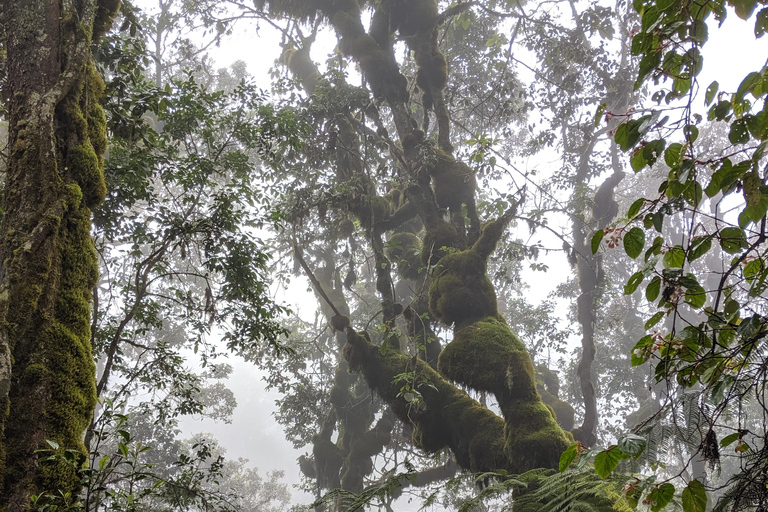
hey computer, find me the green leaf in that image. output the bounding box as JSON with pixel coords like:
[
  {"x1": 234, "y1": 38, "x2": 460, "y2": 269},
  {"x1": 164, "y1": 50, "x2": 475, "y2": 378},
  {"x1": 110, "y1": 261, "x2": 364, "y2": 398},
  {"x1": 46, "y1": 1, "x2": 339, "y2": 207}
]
[
  {"x1": 647, "y1": 276, "x2": 661, "y2": 302},
  {"x1": 689, "y1": 236, "x2": 712, "y2": 261},
  {"x1": 732, "y1": 0, "x2": 760, "y2": 20},
  {"x1": 591, "y1": 229, "x2": 605, "y2": 254},
  {"x1": 594, "y1": 446, "x2": 623, "y2": 478},
  {"x1": 685, "y1": 282, "x2": 707, "y2": 308},
  {"x1": 625, "y1": 271, "x2": 645, "y2": 295},
  {"x1": 650, "y1": 483, "x2": 676, "y2": 512},
  {"x1": 719, "y1": 227, "x2": 747, "y2": 253},
  {"x1": 684, "y1": 125, "x2": 699, "y2": 143},
  {"x1": 559, "y1": 443, "x2": 579, "y2": 472},
  {"x1": 628, "y1": 198, "x2": 646, "y2": 219},
  {"x1": 720, "y1": 432, "x2": 741, "y2": 447},
  {"x1": 756, "y1": 7, "x2": 768, "y2": 37},
  {"x1": 594, "y1": 103, "x2": 607, "y2": 127},
  {"x1": 615, "y1": 116, "x2": 651, "y2": 151},
  {"x1": 631, "y1": 150, "x2": 648, "y2": 171},
  {"x1": 729, "y1": 119, "x2": 751, "y2": 144},
  {"x1": 624, "y1": 227, "x2": 646, "y2": 259},
  {"x1": 705, "y1": 81, "x2": 719, "y2": 105},
  {"x1": 682, "y1": 480, "x2": 707, "y2": 512},
  {"x1": 664, "y1": 143, "x2": 683, "y2": 167},
  {"x1": 663, "y1": 245, "x2": 686, "y2": 268},
  {"x1": 646, "y1": 311, "x2": 665, "y2": 328},
  {"x1": 632, "y1": 335, "x2": 653, "y2": 366},
  {"x1": 618, "y1": 434, "x2": 647, "y2": 457}
]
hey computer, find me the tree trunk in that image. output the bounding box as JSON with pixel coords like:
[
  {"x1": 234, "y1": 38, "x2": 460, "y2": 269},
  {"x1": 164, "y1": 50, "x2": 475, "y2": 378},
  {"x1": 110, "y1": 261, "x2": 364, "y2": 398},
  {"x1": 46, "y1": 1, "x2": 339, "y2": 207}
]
[{"x1": 0, "y1": 1, "x2": 119, "y2": 508}]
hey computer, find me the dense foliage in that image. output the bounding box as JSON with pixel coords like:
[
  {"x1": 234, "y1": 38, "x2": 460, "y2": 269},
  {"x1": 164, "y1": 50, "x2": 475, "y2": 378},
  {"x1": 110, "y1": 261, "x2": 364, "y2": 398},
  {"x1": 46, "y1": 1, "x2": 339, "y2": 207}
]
[{"x1": 2, "y1": 0, "x2": 767, "y2": 511}]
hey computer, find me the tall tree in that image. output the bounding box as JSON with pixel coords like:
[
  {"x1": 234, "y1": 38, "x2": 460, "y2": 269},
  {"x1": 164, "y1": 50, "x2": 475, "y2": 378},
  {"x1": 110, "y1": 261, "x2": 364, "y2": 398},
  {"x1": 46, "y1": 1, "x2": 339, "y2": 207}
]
[{"x1": 0, "y1": 0, "x2": 120, "y2": 508}]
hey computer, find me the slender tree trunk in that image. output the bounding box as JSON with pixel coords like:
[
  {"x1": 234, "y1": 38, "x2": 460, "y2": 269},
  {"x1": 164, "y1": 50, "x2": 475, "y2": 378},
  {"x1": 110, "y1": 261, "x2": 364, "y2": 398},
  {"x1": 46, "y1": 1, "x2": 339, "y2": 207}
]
[{"x1": 0, "y1": 1, "x2": 119, "y2": 508}]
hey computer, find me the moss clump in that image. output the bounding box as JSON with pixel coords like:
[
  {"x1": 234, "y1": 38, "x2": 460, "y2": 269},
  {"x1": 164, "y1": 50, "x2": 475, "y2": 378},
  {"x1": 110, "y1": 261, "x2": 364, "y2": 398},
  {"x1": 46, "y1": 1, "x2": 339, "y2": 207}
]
[
  {"x1": 93, "y1": 0, "x2": 121, "y2": 39},
  {"x1": 387, "y1": 232, "x2": 423, "y2": 280},
  {"x1": 66, "y1": 144, "x2": 106, "y2": 208},
  {"x1": 421, "y1": 220, "x2": 459, "y2": 266},
  {"x1": 357, "y1": 195, "x2": 392, "y2": 230},
  {"x1": 438, "y1": 317, "x2": 525, "y2": 394},
  {"x1": 504, "y1": 400, "x2": 574, "y2": 473},
  {"x1": 429, "y1": 251, "x2": 498, "y2": 327}
]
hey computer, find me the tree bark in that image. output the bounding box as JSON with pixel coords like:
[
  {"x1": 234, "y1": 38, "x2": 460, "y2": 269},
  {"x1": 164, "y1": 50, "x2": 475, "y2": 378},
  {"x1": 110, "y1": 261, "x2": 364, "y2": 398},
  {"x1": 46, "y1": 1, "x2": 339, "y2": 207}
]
[{"x1": 0, "y1": 0, "x2": 119, "y2": 508}]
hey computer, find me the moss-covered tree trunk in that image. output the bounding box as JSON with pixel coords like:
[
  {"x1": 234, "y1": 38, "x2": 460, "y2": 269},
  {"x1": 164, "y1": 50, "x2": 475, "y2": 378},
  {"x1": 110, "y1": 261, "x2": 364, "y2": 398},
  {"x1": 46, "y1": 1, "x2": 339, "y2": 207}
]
[{"x1": 0, "y1": 1, "x2": 118, "y2": 508}]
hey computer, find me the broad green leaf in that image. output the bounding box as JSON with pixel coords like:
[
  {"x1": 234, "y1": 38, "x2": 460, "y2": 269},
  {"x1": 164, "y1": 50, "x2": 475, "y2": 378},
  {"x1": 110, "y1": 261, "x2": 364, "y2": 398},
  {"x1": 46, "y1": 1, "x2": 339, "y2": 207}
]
[
  {"x1": 756, "y1": 7, "x2": 768, "y2": 37},
  {"x1": 685, "y1": 283, "x2": 707, "y2": 308},
  {"x1": 628, "y1": 198, "x2": 646, "y2": 219},
  {"x1": 624, "y1": 227, "x2": 646, "y2": 259},
  {"x1": 729, "y1": 119, "x2": 751, "y2": 144},
  {"x1": 689, "y1": 236, "x2": 712, "y2": 261},
  {"x1": 591, "y1": 229, "x2": 604, "y2": 254},
  {"x1": 618, "y1": 434, "x2": 647, "y2": 457},
  {"x1": 732, "y1": 0, "x2": 759, "y2": 19},
  {"x1": 646, "y1": 311, "x2": 665, "y2": 328},
  {"x1": 664, "y1": 143, "x2": 683, "y2": 167},
  {"x1": 631, "y1": 150, "x2": 648, "y2": 171},
  {"x1": 625, "y1": 271, "x2": 645, "y2": 295},
  {"x1": 682, "y1": 480, "x2": 707, "y2": 512},
  {"x1": 559, "y1": 443, "x2": 579, "y2": 472},
  {"x1": 744, "y1": 257, "x2": 765, "y2": 281},
  {"x1": 705, "y1": 81, "x2": 719, "y2": 106},
  {"x1": 663, "y1": 245, "x2": 685, "y2": 268},
  {"x1": 720, "y1": 432, "x2": 741, "y2": 447},
  {"x1": 719, "y1": 227, "x2": 747, "y2": 253},
  {"x1": 647, "y1": 276, "x2": 661, "y2": 302},
  {"x1": 632, "y1": 335, "x2": 653, "y2": 366},
  {"x1": 684, "y1": 125, "x2": 699, "y2": 143},
  {"x1": 594, "y1": 446, "x2": 623, "y2": 478},
  {"x1": 650, "y1": 483, "x2": 676, "y2": 512}
]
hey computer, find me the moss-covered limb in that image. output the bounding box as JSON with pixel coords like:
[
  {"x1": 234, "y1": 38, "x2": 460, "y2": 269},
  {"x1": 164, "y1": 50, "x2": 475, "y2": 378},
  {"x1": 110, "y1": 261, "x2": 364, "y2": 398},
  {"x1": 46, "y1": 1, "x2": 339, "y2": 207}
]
[
  {"x1": 437, "y1": 317, "x2": 573, "y2": 472},
  {"x1": 0, "y1": 0, "x2": 118, "y2": 506},
  {"x1": 341, "y1": 327, "x2": 515, "y2": 474}
]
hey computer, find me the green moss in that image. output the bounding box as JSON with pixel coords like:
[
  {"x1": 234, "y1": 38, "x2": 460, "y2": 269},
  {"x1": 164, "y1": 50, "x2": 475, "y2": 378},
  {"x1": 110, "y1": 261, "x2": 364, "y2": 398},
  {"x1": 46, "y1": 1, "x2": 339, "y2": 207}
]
[
  {"x1": 357, "y1": 195, "x2": 391, "y2": 230},
  {"x1": 429, "y1": 251, "x2": 498, "y2": 327},
  {"x1": 387, "y1": 232, "x2": 422, "y2": 280},
  {"x1": 342, "y1": 327, "x2": 514, "y2": 473},
  {"x1": 66, "y1": 143, "x2": 107, "y2": 208},
  {"x1": 93, "y1": 0, "x2": 121, "y2": 39},
  {"x1": 421, "y1": 220, "x2": 459, "y2": 266},
  {"x1": 504, "y1": 400, "x2": 574, "y2": 473},
  {"x1": 438, "y1": 317, "x2": 531, "y2": 395}
]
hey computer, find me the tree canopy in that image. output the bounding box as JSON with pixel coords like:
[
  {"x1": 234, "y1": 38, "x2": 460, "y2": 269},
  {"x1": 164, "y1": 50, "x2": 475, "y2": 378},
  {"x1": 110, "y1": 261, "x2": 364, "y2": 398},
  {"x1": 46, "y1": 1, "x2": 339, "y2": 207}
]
[{"x1": 0, "y1": 0, "x2": 767, "y2": 511}]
